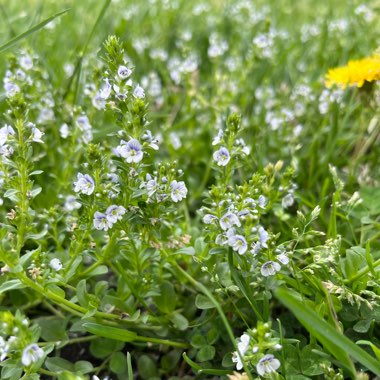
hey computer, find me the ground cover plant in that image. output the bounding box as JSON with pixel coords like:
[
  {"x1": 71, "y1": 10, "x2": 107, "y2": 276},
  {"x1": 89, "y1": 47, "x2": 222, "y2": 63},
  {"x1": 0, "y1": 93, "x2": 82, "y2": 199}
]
[{"x1": 0, "y1": 0, "x2": 380, "y2": 379}]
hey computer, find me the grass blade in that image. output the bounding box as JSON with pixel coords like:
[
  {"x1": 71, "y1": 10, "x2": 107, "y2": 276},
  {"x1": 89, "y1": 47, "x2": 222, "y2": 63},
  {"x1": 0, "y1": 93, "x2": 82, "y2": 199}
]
[
  {"x1": 275, "y1": 287, "x2": 380, "y2": 377},
  {"x1": 0, "y1": 8, "x2": 70, "y2": 54},
  {"x1": 127, "y1": 352, "x2": 133, "y2": 380}
]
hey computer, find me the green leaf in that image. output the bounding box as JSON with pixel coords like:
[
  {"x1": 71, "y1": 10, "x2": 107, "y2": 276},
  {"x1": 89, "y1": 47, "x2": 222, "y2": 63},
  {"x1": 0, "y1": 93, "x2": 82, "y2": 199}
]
[
  {"x1": 172, "y1": 247, "x2": 195, "y2": 256},
  {"x1": 356, "y1": 340, "x2": 380, "y2": 361},
  {"x1": 76, "y1": 279, "x2": 89, "y2": 307},
  {"x1": 154, "y1": 281, "x2": 176, "y2": 313},
  {"x1": 170, "y1": 313, "x2": 189, "y2": 331},
  {"x1": 353, "y1": 319, "x2": 373, "y2": 333},
  {"x1": 195, "y1": 294, "x2": 215, "y2": 309},
  {"x1": 110, "y1": 352, "x2": 127, "y2": 374},
  {"x1": 37, "y1": 317, "x2": 68, "y2": 342},
  {"x1": 84, "y1": 323, "x2": 137, "y2": 342},
  {"x1": 89, "y1": 337, "x2": 124, "y2": 359},
  {"x1": 275, "y1": 287, "x2": 380, "y2": 377},
  {"x1": 0, "y1": 9, "x2": 70, "y2": 54},
  {"x1": 0, "y1": 279, "x2": 25, "y2": 293},
  {"x1": 196, "y1": 345, "x2": 215, "y2": 362},
  {"x1": 74, "y1": 361, "x2": 93, "y2": 374},
  {"x1": 127, "y1": 352, "x2": 133, "y2": 380},
  {"x1": 45, "y1": 357, "x2": 74, "y2": 372},
  {"x1": 137, "y1": 355, "x2": 157, "y2": 380}
]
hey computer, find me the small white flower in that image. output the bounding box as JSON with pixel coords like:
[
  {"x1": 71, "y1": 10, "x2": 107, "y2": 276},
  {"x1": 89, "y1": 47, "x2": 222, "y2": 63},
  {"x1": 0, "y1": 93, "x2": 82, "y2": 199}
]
[
  {"x1": 50, "y1": 258, "x2": 62, "y2": 271},
  {"x1": 59, "y1": 123, "x2": 70, "y2": 138},
  {"x1": 73, "y1": 173, "x2": 95, "y2": 195},
  {"x1": 256, "y1": 354, "x2": 280, "y2": 376},
  {"x1": 170, "y1": 180, "x2": 188, "y2": 202},
  {"x1": 260, "y1": 261, "x2": 281, "y2": 277},
  {"x1": 93, "y1": 211, "x2": 113, "y2": 231},
  {"x1": 116, "y1": 139, "x2": 144, "y2": 163},
  {"x1": 113, "y1": 84, "x2": 127, "y2": 100},
  {"x1": 146, "y1": 177, "x2": 158, "y2": 197},
  {"x1": 4, "y1": 82, "x2": 20, "y2": 97},
  {"x1": 105, "y1": 205, "x2": 126, "y2": 223},
  {"x1": 0, "y1": 336, "x2": 9, "y2": 361},
  {"x1": 277, "y1": 252, "x2": 289, "y2": 265},
  {"x1": 19, "y1": 54, "x2": 33, "y2": 71},
  {"x1": 282, "y1": 193, "x2": 294, "y2": 208},
  {"x1": 0, "y1": 125, "x2": 15, "y2": 146},
  {"x1": 21, "y1": 344, "x2": 44, "y2": 366},
  {"x1": 228, "y1": 234, "x2": 248, "y2": 255},
  {"x1": 133, "y1": 84, "x2": 145, "y2": 99},
  {"x1": 220, "y1": 212, "x2": 241, "y2": 231},
  {"x1": 92, "y1": 92, "x2": 106, "y2": 110},
  {"x1": 118, "y1": 65, "x2": 132, "y2": 79},
  {"x1": 251, "y1": 242, "x2": 262, "y2": 255},
  {"x1": 64, "y1": 195, "x2": 82, "y2": 211},
  {"x1": 258, "y1": 195, "x2": 267, "y2": 208},
  {"x1": 31, "y1": 127, "x2": 44, "y2": 143},
  {"x1": 202, "y1": 214, "x2": 218, "y2": 224},
  {"x1": 213, "y1": 147, "x2": 230, "y2": 166},
  {"x1": 212, "y1": 129, "x2": 223, "y2": 145},
  {"x1": 99, "y1": 79, "x2": 112, "y2": 99},
  {"x1": 259, "y1": 227, "x2": 269, "y2": 248},
  {"x1": 232, "y1": 333, "x2": 250, "y2": 370}
]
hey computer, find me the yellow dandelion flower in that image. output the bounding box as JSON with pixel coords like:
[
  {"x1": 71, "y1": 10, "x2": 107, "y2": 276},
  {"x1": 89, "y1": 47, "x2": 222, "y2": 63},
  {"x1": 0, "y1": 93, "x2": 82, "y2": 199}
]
[{"x1": 325, "y1": 54, "x2": 380, "y2": 89}]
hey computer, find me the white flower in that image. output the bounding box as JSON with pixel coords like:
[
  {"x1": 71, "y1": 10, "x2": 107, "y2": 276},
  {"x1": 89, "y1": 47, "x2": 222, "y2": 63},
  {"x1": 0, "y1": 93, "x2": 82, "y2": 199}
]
[
  {"x1": 21, "y1": 344, "x2": 44, "y2": 366},
  {"x1": 99, "y1": 79, "x2": 112, "y2": 100},
  {"x1": 213, "y1": 147, "x2": 230, "y2": 166},
  {"x1": 0, "y1": 125, "x2": 15, "y2": 146},
  {"x1": 0, "y1": 336, "x2": 9, "y2": 361},
  {"x1": 259, "y1": 227, "x2": 269, "y2": 248},
  {"x1": 170, "y1": 180, "x2": 188, "y2": 202},
  {"x1": 105, "y1": 205, "x2": 126, "y2": 223},
  {"x1": 118, "y1": 65, "x2": 132, "y2": 79},
  {"x1": 228, "y1": 234, "x2": 248, "y2": 255},
  {"x1": 282, "y1": 193, "x2": 294, "y2": 208},
  {"x1": 113, "y1": 84, "x2": 127, "y2": 100},
  {"x1": 59, "y1": 123, "x2": 69, "y2": 138},
  {"x1": 73, "y1": 173, "x2": 95, "y2": 195},
  {"x1": 4, "y1": 81, "x2": 20, "y2": 97},
  {"x1": 50, "y1": 258, "x2": 62, "y2": 271},
  {"x1": 212, "y1": 129, "x2": 223, "y2": 145},
  {"x1": 251, "y1": 242, "x2": 262, "y2": 255},
  {"x1": 260, "y1": 261, "x2": 281, "y2": 277},
  {"x1": 92, "y1": 93, "x2": 106, "y2": 110},
  {"x1": 116, "y1": 139, "x2": 144, "y2": 163},
  {"x1": 64, "y1": 195, "x2": 81, "y2": 211},
  {"x1": 232, "y1": 333, "x2": 250, "y2": 370},
  {"x1": 203, "y1": 214, "x2": 218, "y2": 224},
  {"x1": 256, "y1": 354, "x2": 280, "y2": 376},
  {"x1": 31, "y1": 127, "x2": 44, "y2": 143},
  {"x1": 277, "y1": 252, "x2": 289, "y2": 265},
  {"x1": 20, "y1": 54, "x2": 33, "y2": 70},
  {"x1": 220, "y1": 212, "x2": 241, "y2": 231},
  {"x1": 258, "y1": 195, "x2": 267, "y2": 208},
  {"x1": 93, "y1": 211, "x2": 113, "y2": 231},
  {"x1": 146, "y1": 177, "x2": 158, "y2": 197},
  {"x1": 133, "y1": 84, "x2": 145, "y2": 99}
]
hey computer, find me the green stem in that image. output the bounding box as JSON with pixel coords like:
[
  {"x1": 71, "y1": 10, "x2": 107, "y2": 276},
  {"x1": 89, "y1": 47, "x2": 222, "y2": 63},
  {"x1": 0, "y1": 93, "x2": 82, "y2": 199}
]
[
  {"x1": 173, "y1": 262, "x2": 254, "y2": 379},
  {"x1": 344, "y1": 257, "x2": 380, "y2": 284}
]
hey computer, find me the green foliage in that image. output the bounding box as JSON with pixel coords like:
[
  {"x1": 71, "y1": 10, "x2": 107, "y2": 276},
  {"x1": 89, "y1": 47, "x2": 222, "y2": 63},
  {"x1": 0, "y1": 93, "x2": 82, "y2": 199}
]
[{"x1": 0, "y1": 0, "x2": 379, "y2": 379}]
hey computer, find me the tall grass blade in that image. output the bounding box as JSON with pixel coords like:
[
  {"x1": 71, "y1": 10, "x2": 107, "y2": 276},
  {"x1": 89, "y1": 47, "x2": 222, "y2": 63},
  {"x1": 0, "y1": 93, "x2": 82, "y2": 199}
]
[
  {"x1": 275, "y1": 287, "x2": 380, "y2": 377},
  {"x1": 0, "y1": 8, "x2": 70, "y2": 54}
]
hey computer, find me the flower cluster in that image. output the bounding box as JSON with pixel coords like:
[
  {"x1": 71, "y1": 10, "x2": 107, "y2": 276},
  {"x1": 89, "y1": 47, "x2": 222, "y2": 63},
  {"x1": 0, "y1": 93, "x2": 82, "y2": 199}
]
[
  {"x1": 232, "y1": 322, "x2": 282, "y2": 376},
  {"x1": 93, "y1": 205, "x2": 126, "y2": 231}
]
